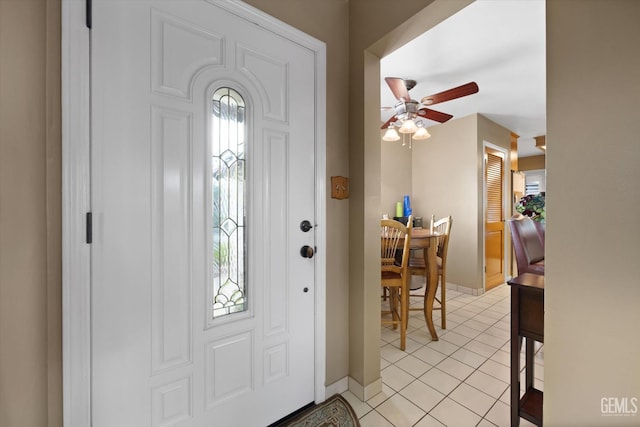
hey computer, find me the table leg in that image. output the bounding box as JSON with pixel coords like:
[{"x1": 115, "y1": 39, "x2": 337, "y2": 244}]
[
  {"x1": 510, "y1": 285, "x2": 521, "y2": 427},
  {"x1": 525, "y1": 338, "x2": 534, "y2": 391},
  {"x1": 424, "y1": 238, "x2": 439, "y2": 341}
]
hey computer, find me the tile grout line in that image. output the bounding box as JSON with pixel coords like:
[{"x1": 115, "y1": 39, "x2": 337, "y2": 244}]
[{"x1": 360, "y1": 284, "x2": 544, "y2": 426}]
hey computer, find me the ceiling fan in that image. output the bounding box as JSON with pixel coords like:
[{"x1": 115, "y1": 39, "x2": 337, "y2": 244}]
[{"x1": 381, "y1": 77, "x2": 479, "y2": 138}]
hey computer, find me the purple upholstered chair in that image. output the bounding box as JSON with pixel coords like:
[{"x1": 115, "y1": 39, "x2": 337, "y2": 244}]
[{"x1": 508, "y1": 216, "x2": 545, "y2": 275}]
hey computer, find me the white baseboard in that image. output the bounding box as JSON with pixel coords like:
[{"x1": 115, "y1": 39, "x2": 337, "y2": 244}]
[
  {"x1": 446, "y1": 282, "x2": 485, "y2": 296},
  {"x1": 324, "y1": 376, "x2": 349, "y2": 399},
  {"x1": 348, "y1": 376, "x2": 382, "y2": 401}
]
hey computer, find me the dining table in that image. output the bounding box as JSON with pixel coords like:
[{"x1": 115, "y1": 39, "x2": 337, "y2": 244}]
[
  {"x1": 387, "y1": 226, "x2": 441, "y2": 341},
  {"x1": 408, "y1": 227, "x2": 442, "y2": 341}
]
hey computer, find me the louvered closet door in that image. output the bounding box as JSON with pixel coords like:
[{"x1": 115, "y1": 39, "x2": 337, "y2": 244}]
[{"x1": 485, "y1": 148, "x2": 505, "y2": 290}]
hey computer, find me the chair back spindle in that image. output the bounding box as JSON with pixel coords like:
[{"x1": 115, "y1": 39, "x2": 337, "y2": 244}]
[
  {"x1": 380, "y1": 217, "x2": 412, "y2": 350},
  {"x1": 408, "y1": 215, "x2": 452, "y2": 329}
]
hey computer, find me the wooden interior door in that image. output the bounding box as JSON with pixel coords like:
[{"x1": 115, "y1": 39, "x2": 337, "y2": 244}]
[{"x1": 485, "y1": 147, "x2": 506, "y2": 290}]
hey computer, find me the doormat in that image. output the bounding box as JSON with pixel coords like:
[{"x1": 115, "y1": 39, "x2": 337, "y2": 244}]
[{"x1": 274, "y1": 394, "x2": 360, "y2": 427}]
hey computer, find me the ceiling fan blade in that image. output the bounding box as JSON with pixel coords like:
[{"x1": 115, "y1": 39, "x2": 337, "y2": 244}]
[
  {"x1": 417, "y1": 108, "x2": 453, "y2": 123},
  {"x1": 420, "y1": 82, "x2": 479, "y2": 106},
  {"x1": 381, "y1": 115, "x2": 398, "y2": 129},
  {"x1": 385, "y1": 77, "x2": 411, "y2": 102}
]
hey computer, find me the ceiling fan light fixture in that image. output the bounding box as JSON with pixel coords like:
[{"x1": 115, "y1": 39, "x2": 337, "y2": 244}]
[
  {"x1": 412, "y1": 125, "x2": 431, "y2": 140},
  {"x1": 398, "y1": 119, "x2": 417, "y2": 134},
  {"x1": 382, "y1": 127, "x2": 400, "y2": 141},
  {"x1": 381, "y1": 78, "x2": 480, "y2": 131}
]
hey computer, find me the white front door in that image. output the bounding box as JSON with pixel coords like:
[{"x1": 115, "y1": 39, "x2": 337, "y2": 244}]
[{"x1": 90, "y1": 1, "x2": 317, "y2": 425}]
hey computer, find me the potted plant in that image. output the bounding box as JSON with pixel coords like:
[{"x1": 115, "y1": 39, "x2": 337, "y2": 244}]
[{"x1": 516, "y1": 192, "x2": 545, "y2": 222}]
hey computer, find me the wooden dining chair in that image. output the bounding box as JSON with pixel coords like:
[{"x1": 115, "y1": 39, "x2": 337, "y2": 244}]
[
  {"x1": 381, "y1": 216, "x2": 412, "y2": 350},
  {"x1": 409, "y1": 216, "x2": 452, "y2": 329}
]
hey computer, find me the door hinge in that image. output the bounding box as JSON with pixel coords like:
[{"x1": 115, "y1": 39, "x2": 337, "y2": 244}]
[
  {"x1": 86, "y1": 212, "x2": 93, "y2": 244},
  {"x1": 86, "y1": 0, "x2": 92, "y2": 29}
]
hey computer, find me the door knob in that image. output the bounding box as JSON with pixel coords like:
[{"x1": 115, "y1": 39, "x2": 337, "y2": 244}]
[
  {"x1": 300, "y1": 245, "x2": 314, "y2": 258},
  {"x1": 300, "y1": 220, "x2": 313, "y2": 232}
]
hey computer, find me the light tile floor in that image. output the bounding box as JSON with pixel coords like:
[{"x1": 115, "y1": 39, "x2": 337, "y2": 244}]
[{"x1": 342, "y1": 284, "x2": 543, "y2": 427}]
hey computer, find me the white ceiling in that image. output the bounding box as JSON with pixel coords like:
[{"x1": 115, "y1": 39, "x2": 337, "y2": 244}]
[{"x1": 380, "y1": 0, "x2": 546, "y2": 157}]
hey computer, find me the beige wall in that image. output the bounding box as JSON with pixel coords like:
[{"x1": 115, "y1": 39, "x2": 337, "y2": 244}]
[
  {"x1": 412, "y1": 115, "x2": 479, "y2": 287},
  {"x1": 409, "y1": 113, "x2": 512, "y2": 290},
  {"x1": 545, "y1": 1, "x2": 640, "y2": 424},
  {"x1": 478, "y1": 113, "x2": 512, "y2": 160},
  {"x1": 381, "y1": 135, "x2": 412, "y2": 218},
  {"x1": 349, "y1": 0, "x2": 444, "y2": 395},
  {"x1": 519, "y1": 154, "x2": 545, "y2": 171},
  {"x1": 0, "y1": 0, "x2": 61, "y2": 425},
  {"x1": 4, "y1": 0, "x2": 640, "y2": 423}
]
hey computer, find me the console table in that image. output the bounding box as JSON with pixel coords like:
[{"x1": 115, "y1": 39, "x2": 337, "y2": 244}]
[{"x1": 508, "y1": 273, "x2": 544, "y2": 426}]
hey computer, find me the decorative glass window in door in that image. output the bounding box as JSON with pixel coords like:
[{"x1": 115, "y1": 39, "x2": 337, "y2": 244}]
[{"x1": 212, "y1": 87, "x2": 247, "y2": 318}]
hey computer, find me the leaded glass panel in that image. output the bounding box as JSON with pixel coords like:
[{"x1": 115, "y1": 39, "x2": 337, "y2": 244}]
[{"x1": 212, "y1": 88, "x2": 247, "y2": 319}]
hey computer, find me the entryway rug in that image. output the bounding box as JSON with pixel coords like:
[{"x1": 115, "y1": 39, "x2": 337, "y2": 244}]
[{"x1": 275, "y1": 394, "x2": 360, "y2": 427}]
